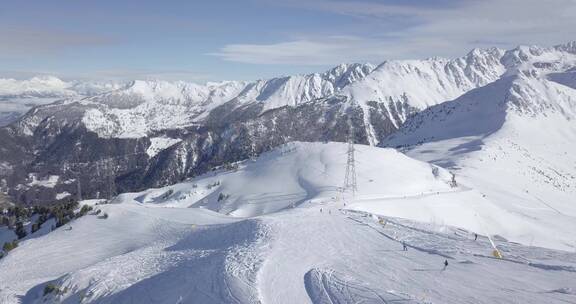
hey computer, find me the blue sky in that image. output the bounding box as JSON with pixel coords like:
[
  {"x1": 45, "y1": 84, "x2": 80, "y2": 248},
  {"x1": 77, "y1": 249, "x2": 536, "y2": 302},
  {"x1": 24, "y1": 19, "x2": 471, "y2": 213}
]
[{"x1": 1, "y1": 0, "x2": 575, "y2": 82}]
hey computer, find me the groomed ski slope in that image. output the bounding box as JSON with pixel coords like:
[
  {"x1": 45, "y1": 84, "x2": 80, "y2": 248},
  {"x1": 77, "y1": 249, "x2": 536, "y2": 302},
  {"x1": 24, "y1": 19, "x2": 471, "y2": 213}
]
[{"x1": 0, "y1": 142, "x2": 575, "y2": 303}]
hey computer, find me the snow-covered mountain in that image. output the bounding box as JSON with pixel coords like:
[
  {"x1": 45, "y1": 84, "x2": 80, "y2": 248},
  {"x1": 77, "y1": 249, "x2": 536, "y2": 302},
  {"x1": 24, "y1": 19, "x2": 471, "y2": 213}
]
[
  {"x1": 383, "y1": 43, "x2": 576, "y2": 251},
  {"x1": 1, "y1": 42, "x2": 576, "y2": 205},
  {"x1": 344, "y1": 47, "x2": 507, "y2": 144},
  {"x1": 1, "y1": 142, "x2": 575, "y2": 303},
  {"x1": 8, "y1": 48, "x2": 510, "y2": 141},
  {"x1": 76, "y1": 63, "x2": 374, "y2": 138},
  {"x1": 15, "y1": 49, "x2": 511, "y2": 141}
]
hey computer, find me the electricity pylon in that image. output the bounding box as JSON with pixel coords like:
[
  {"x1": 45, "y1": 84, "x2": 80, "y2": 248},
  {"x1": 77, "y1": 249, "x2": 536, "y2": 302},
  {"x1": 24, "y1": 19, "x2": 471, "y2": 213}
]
[{"x1": 343, "y1": 119, "x2": 358, "y2": 198}]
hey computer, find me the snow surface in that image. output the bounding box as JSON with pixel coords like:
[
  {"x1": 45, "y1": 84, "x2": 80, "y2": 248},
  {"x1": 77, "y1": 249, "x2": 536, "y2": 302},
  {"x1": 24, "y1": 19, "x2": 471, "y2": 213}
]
[
  {"x1": 1, "y1": 142, "x2": 575, "y2": 303},
  {"x1": 146, "y1": 137, "x2": 182, "y2": 158},
  {"x1": 55, "y1": 192, "x2": 71, "y2": 200},
  {"x1": 26, "y1": 174, "x2": 59, "y2": 189}
]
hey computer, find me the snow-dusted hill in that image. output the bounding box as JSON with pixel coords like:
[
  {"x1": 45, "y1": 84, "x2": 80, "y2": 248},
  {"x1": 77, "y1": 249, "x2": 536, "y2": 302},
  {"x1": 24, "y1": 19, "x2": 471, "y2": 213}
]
[
  {"x1": 1, "y1": 142, "x2": 575, "y2": 303},
  {"x1": 117, "y1": 142, "x2": 458, "y2": 217}
]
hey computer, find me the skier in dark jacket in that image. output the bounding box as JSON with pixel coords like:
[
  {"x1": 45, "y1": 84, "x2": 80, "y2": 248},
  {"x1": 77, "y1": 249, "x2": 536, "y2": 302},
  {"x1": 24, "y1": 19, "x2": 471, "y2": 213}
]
[{"x1": 443, "y1": 259, "x2": 449, "y2": 270}]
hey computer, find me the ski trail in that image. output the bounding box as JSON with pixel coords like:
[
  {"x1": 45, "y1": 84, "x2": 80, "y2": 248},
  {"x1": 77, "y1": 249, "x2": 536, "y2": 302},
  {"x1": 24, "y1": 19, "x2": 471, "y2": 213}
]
[
  {"x1": 352, "y1": 187, "x2": 471, "y2": 202},
  {"x1": 345, "y1": 215, "x2": 455, "y2": 260}
]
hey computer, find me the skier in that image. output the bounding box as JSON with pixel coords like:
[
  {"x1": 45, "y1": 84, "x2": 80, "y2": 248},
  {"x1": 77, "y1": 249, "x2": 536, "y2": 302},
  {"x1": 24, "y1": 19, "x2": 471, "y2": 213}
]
[
  {"x1": 443, "y1": 259, "x2": 449, "y2": 270},
  {"x1": 474, "y1": 233, "x2": 478, "y2": 241},
  {"x1": 402, "y1": 241, "x2": 408, "y2": 251},
  {"x1": 320, "y1": 208, "x2": 323, "y2": 213}
]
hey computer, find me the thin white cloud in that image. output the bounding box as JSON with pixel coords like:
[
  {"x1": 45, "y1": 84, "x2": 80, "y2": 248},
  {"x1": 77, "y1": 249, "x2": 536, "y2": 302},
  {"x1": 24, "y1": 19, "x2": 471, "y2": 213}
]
[
  {"x1": 214, "y1": 0, "x2": 576, "y2": 65},
  {"x1": 210, "y1": 36, "x2": 393, "y2": 65}
]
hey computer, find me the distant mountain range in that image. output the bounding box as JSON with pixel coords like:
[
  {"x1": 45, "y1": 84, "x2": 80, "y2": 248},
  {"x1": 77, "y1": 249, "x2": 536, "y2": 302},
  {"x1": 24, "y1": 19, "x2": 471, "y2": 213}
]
[
  {"x1": 0, "y1": 76, "x2": 123, "y2": 127},
  {"x1": 1, "y1": 41, "x2": 575, "y2": 205}
]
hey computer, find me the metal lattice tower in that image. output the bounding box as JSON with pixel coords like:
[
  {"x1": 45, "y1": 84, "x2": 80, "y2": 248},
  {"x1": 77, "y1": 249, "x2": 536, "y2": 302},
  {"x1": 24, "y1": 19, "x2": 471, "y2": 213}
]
[{"x1": 343, "y1": 119, "x2": 358, "y2": 197}]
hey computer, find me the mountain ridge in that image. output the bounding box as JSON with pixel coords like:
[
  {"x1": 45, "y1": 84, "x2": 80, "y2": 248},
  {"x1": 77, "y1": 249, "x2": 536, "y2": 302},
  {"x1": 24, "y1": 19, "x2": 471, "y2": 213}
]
[{"x1": 1, "y1": 41, "x2": 575, "y2": 205}]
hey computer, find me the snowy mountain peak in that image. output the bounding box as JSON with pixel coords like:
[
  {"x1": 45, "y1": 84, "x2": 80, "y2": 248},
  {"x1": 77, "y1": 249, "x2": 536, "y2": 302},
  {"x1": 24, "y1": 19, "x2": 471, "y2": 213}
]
[
  {"x1": 322, "y1": 63, "x2": 375, "y2": 88},
  {"x1": 501, "y1": 43, "x2": 576, "y2": 77},
  {"x1": 554, "y1": 41, "x2": 576, "y2": 54},
  {"x1": 123, "y1": 79, "x2": 201, "y2": 101}
]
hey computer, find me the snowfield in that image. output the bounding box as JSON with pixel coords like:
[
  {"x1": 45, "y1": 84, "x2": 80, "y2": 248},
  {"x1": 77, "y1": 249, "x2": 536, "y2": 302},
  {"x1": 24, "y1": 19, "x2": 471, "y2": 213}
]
[{"x1": 1, "y1": 142, "x2": 575, "y2": 303}]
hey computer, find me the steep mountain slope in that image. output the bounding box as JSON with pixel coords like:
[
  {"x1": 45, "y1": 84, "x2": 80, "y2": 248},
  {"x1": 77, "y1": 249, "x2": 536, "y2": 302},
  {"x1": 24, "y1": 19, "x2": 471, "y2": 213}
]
[
  {"x1": 1, "y1": 142, "x2": 575, "y2": 304},
  {"x1": 344, "y1": 47, "x2": 506, "y2": 144},
  {"x1": 383, "y1": 45, "x2": 576, "y2": 250}
]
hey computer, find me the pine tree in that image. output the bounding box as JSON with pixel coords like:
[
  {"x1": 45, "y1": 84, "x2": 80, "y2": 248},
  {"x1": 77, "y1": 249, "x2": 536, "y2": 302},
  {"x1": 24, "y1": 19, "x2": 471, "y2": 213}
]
[
  {"x1": 2, "y1": 240, "x2": 18, "y2": 252},
  {"x1": 15, "y1": 222, "x2": 27, "y2": 239}
]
